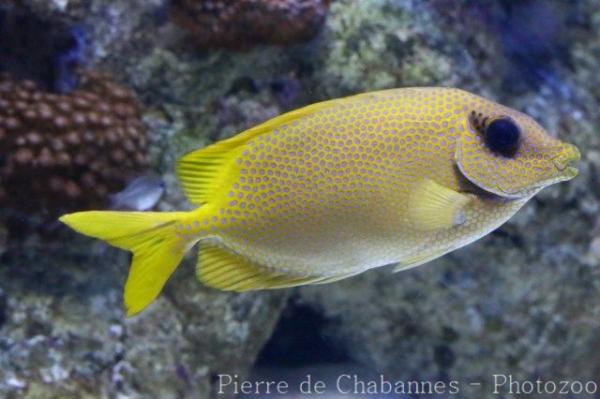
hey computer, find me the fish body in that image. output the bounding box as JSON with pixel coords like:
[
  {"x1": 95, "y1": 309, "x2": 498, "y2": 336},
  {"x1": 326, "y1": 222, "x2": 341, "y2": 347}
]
[{"x1": 60, "y1": 88, "x2": 580, "y2": 316}]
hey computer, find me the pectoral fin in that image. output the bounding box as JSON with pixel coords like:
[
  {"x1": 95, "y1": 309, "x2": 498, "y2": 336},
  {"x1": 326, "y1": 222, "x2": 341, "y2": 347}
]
[{"x1": 408, "y1": 179, "x2": 471, "y2": 231}]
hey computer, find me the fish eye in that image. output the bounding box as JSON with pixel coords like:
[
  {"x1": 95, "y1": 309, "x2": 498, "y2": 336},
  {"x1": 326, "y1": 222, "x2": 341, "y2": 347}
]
[{"x1": 484, "y1": 117, "x2": 520, "y2": 158}]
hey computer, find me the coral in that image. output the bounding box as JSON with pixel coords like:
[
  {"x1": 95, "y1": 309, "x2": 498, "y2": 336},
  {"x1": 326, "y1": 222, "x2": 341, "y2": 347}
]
[
  {"x1": 170, "y1": 0, "x2": 332, "y2": 48},
  {"x1": 0, "y1": 71, "x2": 149, "y2": 212}
]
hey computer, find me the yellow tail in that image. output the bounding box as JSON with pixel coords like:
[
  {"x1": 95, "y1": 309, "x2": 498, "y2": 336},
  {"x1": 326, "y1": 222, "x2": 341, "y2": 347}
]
[{"x1": 59, "y1": 210, "x2": 190, "y2": 316}]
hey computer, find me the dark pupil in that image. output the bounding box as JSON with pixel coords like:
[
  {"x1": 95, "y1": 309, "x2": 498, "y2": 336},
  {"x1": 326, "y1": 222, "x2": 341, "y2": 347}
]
[{"x1": 484, "y1": 118, "x2": 520, "y2": 157}]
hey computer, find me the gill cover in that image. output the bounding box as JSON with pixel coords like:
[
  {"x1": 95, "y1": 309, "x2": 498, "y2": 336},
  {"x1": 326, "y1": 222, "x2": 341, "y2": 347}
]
[{"x1": 455, "y1": 110, "x2": 574, "y2": 199}]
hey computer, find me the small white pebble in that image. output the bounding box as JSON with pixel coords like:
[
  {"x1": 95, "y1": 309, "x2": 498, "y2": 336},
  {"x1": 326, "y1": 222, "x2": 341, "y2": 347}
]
[
  {"x1": 109, "y1": 324, "x2": 124, "y2": 337},
  {"x1": 6, "y1": 375, "x2": 27, "y2": 389}
]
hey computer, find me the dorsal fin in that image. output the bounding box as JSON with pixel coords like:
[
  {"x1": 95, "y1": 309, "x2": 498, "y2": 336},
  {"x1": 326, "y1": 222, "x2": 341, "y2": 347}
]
[
  {"x1": 176, "y1": 91, "x2": 392, "y2": 205},
  {"x1": 175, "y1": 144, "x2": 239, "y2": 205}
]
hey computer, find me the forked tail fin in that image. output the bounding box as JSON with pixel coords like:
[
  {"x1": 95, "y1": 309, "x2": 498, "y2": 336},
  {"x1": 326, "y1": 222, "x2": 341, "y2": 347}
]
[{"x1": 59, "y1": 211, "x2": 189, "y2": 316}]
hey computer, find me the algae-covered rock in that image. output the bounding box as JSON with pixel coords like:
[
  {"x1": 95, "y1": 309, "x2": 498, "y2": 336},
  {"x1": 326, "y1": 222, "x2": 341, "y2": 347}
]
[{"x1": 312, "y1": 0, "x2": 457, "y2": 96}]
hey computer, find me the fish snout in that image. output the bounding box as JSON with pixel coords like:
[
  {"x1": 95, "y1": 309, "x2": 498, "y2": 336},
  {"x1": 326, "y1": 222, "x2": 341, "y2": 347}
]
[{"x1": 552, "y1": 143, "x2": 581, "y2": 179}]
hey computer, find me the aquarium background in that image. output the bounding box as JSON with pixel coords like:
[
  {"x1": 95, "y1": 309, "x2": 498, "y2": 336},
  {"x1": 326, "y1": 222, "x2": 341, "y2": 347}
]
[{"x1": 0, "y1": 0, "x2": 598, "y2": 398}]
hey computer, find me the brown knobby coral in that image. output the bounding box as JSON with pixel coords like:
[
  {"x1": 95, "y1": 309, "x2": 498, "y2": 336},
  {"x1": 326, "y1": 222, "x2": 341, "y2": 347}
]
[
  {"x1": 171, "y1": 0, "x2": 332, "y2": 49},
  {"x1": 0, "y1": 71, "x2": 149, "y2": 212}
]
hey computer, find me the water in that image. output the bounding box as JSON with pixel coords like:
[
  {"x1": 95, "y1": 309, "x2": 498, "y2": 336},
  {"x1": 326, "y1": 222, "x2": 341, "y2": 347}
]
[{"x1": 0, "y1": 0, "x2": 598, "y2": 398}]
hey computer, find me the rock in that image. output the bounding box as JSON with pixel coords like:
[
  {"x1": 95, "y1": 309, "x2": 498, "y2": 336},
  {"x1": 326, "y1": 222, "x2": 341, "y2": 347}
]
[
  {"x1": 0, "y1": 238, "x2": 287, "y2": 398},
  {"x1": 312, "y1": 0, "x2": 457, "y2": 96},
  {"x1": 0, "y1": 224, "x2": 6, "y2": 257}
]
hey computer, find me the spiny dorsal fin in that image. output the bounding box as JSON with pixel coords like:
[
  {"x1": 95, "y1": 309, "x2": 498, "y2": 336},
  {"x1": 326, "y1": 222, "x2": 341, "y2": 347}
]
[
  {"x1": 408, "y1": 179, "x2": 472, "y2": 231},
  {"x1": 175, "y1": 146, "x2": 238, "y2": 206},
  {"x1": 197, "y1": 243, "x2": 346, "y2": 291},
  {"x1": 176, "y1": 91, "x2": 394, "y2": 205}
]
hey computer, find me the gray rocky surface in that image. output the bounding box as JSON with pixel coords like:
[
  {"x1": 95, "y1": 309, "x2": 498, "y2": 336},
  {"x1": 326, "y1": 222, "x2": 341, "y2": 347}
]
[{"x1": 0, "y1": 241, "x2": 287, "y2": 398}]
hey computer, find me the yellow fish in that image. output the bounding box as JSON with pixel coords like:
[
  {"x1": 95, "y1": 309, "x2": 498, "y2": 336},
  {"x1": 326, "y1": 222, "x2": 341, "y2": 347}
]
[{"x1": 60, "y1": 88, "x2": 580, "y2": 316}]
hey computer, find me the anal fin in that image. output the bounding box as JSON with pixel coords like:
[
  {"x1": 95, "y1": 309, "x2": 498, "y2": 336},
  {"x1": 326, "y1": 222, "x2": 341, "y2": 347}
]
[{"x1": 197, "y1": 244, "x2": 336, "y2": 292}]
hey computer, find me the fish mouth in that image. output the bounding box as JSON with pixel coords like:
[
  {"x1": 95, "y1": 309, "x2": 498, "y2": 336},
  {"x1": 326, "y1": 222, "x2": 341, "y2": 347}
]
[{"x1": 552, "y1": 144, "x2": 581, "y2": 180}]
